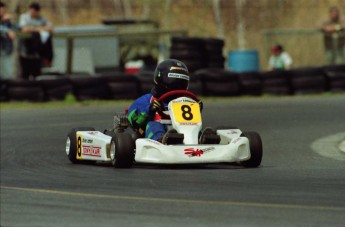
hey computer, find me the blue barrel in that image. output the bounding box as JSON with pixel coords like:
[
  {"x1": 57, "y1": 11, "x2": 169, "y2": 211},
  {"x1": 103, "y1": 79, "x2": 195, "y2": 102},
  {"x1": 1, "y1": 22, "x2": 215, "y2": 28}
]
[{"x1": 228, "y1": 50, "x2": 260, "y2": 72}]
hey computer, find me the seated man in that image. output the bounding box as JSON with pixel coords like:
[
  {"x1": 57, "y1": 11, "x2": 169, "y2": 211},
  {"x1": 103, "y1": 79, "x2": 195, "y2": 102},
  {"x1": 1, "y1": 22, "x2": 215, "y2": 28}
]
[{"x1": 127, "y1": 59, "x2": 208, "y2": 143}]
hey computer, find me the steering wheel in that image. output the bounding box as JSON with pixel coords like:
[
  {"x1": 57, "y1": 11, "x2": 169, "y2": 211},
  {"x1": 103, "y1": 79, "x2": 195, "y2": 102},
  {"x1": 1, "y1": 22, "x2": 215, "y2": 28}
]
[{"x1": 157, "y1": 90, "x2": 200, "y2": 119}]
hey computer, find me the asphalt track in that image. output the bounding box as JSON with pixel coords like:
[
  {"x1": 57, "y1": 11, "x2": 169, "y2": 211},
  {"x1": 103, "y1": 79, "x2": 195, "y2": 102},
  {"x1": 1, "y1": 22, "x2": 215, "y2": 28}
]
[{"x1": 1, "y1": 95, "x2": 345, "y2": 227}]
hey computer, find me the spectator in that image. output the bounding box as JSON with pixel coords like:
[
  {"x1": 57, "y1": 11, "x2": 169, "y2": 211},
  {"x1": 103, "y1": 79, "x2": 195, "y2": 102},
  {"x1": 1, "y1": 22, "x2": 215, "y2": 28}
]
[
  {"x1": 18, "y1": 2, "x2": 53, "y2": 79},
  {"x1": 321, "y1": 6, "x2": 345, "y2": 65},
  {"x1": 0, "y1": 1, "x2": 16, "y2": 79},
  {"x1": 268, "y1": 44, "x2": 292, "y2": 71}
]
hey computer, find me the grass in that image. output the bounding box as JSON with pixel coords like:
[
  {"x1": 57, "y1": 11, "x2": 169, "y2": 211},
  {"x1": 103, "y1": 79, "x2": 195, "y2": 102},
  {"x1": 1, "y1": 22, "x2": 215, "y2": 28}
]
[{"x1": 1, "y1": 92, "x2": 343, "y2": 110}]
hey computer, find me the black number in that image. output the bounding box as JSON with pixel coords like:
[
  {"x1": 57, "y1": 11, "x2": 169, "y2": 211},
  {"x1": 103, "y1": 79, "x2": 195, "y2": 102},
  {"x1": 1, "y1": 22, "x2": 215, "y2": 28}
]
[
  {"x1": 181, "y1": 105, "x2": 193, "y2": 121},
  {"x1": 77, "y1": 136, "x2": 82, "y2": 157}
]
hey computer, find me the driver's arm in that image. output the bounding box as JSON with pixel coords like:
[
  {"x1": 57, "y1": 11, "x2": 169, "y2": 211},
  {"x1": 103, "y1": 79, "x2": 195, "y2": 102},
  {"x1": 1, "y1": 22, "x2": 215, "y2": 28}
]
[{"x1": 127, "y1": 95, "x2": 152, "y2": 129}]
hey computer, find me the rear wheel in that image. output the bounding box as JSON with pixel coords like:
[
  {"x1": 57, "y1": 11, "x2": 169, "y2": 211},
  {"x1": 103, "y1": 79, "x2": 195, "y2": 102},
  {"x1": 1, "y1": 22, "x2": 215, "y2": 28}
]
[
  {"x1": 110, "y1": 133, "x2": 135, "y2": 168},
  {"x1": 66, "y1": 127, "x2": 95, "y2": 164},
  {"x1": 240, "y1": 131, "x2": 263, "y2": 168}
]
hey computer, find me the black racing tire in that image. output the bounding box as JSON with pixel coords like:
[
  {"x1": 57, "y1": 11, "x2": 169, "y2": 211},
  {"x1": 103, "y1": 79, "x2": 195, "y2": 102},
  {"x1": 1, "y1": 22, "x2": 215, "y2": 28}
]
[
  {"x1": 66, "y1": 127, "x2": 95, "y2": 164},
  {"x1": 240, "y1": 131, "x2": 263, "y2": 168},
  {"x1": 110, "y1": 133, "x2": 135, "y2": 168}
]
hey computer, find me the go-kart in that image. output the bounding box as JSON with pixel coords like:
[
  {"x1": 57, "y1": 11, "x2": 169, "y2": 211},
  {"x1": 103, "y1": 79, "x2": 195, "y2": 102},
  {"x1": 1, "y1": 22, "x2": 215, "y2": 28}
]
[{"x1": 65, "y1": 90, "x2": 263, "y2": 168}]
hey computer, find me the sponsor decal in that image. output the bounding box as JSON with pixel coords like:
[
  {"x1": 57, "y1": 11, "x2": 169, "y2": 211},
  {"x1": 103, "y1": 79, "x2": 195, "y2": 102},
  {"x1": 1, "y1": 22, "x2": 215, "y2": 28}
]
[
  {"x1": 168, "y1": 73, "x2": 189, "y2": 81},
  {"x1": 82, "y1": 138, "x2": 93, "y2": 143},
  {"x1": 179, "y1": 122, "x2": 198, "y2": 125},
  {"x1": 172, "y1": 98, "x2": 194, "y2": 103},
  {"x1": 170, "y1": 66, "x2": 188, "y2": 72},
  {"x1": 184, "y1": 147, "x2": 215, "y2": 157},
  {"x1": 88, "y1": 131, "x2": 98, "y2": 135},
  {"x1": 77, "y1": 135, "x2": 82, "y2": 159},
  {"x1": 232, "y1": 138, "x2": 241, "y2": 144},
  {"x1": 82, "y1": 145, "x2": 101, "y2": 157}
]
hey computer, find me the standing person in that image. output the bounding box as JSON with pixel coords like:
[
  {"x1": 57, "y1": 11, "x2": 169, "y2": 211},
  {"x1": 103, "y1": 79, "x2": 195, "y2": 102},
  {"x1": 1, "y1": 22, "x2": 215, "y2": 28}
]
[
  {"x1": 0, "y1": 1, "x2": 16, "y2": 79},
  {"x1": 268, "y1": 44, "x2": 292, "y2": 71},
  {"x1": 321, "y1": 6, "x2": 345, "y2": 65},
  {"x1": 18, "y1": 2, "x2": 53, "y2": 79}
]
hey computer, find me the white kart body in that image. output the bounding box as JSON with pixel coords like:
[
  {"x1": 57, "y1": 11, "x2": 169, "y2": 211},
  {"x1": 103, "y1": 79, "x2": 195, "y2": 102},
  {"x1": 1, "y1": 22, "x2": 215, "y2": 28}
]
[{"x1": 71, "y1": 97, "x2": 251, "y2": 164}]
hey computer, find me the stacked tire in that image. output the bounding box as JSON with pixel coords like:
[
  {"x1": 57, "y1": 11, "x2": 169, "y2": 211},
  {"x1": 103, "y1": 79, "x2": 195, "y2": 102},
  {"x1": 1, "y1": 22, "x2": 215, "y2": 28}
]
[
  {"x1": 0, "y1": 79, "x2": 8, "y2": 101},
  {"x1": 170, "y1": 37, "x2": 204, "y2": 72},
  {"x1": 286, "y1": 67, "x2": 327, "y2": 94},
  {"x1": 194, "y1": 68, "x2": 240, "y2": 96},
  {"x1": 133, "y1": 71, "x2": 154, "y2": 95},
  {"x1": 259, "y1": 70, "x2": 291, "y2": 95},
  {"x1": 36, "y1": 75, "x2": 73, "y2": 101},
  {"x1": 6, "y1": 79, "x2": 45, "y2": 102},
  {"x1": 236, "y1": 71, "x2": 262, "y2": 96},
  {"x1": 69, "y1": 75, "x2": 109, "y2": 101},
  {"x1": 170, "y1": 37, "x2": 225, "y2": 72},
  {"x1": 203, "y1": 38, "x2": 225, "y2": 69},
  {"x1": 323, "y1": 65, "x2": 345, "y2": 92},
  {"x1": 102, "y1": 74, "x2": 141, "y2": 99}
]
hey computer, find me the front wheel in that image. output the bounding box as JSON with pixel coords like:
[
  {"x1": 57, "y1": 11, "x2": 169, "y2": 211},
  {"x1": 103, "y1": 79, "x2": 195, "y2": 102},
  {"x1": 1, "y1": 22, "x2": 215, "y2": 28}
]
[
  {"x1": 110, "y1": 133, "x2": 135, "y2": 168},
  {"x1": 240, "y1": 131, "x2": 263, "y2": 168}
]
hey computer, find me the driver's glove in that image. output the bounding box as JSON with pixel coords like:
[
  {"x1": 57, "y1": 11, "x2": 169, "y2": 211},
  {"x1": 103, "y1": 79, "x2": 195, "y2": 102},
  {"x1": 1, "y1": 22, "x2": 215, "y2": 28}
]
[
  {"x1": 149, "y1": 100, "x2": 163, "y2": 114},
  {"x1": 198, "y1": 100, "x2": 203, "y2": 112}
]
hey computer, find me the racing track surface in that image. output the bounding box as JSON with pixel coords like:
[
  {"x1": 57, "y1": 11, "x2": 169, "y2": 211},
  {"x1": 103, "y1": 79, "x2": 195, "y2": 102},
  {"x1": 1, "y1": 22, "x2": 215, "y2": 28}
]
[{"x1": 1, "y1": 95, "x2": 345, "y2": 226}]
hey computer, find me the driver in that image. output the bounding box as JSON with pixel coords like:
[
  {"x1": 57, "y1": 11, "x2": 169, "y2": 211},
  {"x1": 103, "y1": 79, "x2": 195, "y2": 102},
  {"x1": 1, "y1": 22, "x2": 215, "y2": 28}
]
[{"x1": 127, "y1": 59, "x2": 202, "y2": 142}]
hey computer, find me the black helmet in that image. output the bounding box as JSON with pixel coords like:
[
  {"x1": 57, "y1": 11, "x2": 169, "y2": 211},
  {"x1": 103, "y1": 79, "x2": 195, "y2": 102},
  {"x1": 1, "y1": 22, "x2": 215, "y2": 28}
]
[{"x1": 152, "y1": 59, "x2": 189, "y2": 97}]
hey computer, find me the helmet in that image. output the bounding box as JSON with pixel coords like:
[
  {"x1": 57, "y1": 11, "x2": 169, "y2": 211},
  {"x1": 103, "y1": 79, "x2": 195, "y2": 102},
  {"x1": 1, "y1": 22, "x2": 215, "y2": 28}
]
[{"x1": 152, "y1": 59, "x2": 189, "y2": 97}]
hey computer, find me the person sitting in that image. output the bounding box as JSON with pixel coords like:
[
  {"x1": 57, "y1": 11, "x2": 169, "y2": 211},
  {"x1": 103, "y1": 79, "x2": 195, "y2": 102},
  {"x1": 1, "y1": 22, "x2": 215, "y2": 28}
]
[
  {"x1": 268, "y1": 44, "x2": 292, "y2": 71},
  {"x1": 127, "y1": 59, "x2": 208, "y2": 144}
]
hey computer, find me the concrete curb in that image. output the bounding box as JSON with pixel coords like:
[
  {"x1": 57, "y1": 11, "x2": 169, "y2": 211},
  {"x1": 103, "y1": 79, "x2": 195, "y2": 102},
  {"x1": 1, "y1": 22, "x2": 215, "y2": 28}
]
[
  {"x1": 311, "y1": 132, "x2": 345, "y2": 161},
  {"x1": 339, "y1": 140, "x2": 345, "y2": 154}
]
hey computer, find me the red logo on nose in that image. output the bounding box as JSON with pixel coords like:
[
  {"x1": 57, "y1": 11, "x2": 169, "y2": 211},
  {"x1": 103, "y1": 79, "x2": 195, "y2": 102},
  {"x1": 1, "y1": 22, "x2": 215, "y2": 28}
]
[{"x1": 184, "y1": 148, "x2": 204, "y2": 157}]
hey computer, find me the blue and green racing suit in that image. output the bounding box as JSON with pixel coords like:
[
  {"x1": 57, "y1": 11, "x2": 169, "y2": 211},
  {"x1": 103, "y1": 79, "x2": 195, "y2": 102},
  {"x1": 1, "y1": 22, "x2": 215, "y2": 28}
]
[{"x1": 127, "y1": 93, "x2": 167, "y2": 140}]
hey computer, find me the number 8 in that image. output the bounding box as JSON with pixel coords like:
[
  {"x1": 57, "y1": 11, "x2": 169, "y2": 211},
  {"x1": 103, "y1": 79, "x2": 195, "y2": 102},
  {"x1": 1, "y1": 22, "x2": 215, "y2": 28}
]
[{"x1": 181, "y1": 105, "x2": 193, "y2": 120}]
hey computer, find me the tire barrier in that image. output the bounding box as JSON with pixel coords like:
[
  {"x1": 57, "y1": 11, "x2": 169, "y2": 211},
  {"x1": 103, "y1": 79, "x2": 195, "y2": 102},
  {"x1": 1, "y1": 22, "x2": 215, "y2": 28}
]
[
  {"x1": 36, "y1": 75, "x2": 73, "y2": 101},
  {"x1": 102, "y1": 75, "x2": 141, "y2": 100},
  {"x1": 1, "y1": 65, "x2": 343, "y2": 102},
  {"x1": 6, "y1": 79, "x2": 45, "y2": 102},
  {"x1": 0, "y1": 79, "x2": 9, "y2": 101},
  {"x1": 259, "y1": 70, "x2": 292, "y2": 95},
  {"x1": 323, "y1": 65, "x2": 345, "y2": 92},
  {"x1": 237, "y1": 71, "x2": 262, "y2": 96},
  {"x1": 188, "y1": 73, "x2": 203, "y2": 96},
  {"x1": 194, "y1": 68, "x2": 240, "y2": 96},
  {"x1": 203, "y1": 38, "x2": 225, "y2": 69},
  {"x1": 286, "y1": 67, "x2": 327, "y2": 94},
  {"x1": 69, "y1": 75, "x2": 109, "y2": 101},
  {"x1": 134, "y1": 71, "x2": 154, "y2": 95},
  {"x1": 170, "y1": 37, "x2": 225, "y2": 72}
]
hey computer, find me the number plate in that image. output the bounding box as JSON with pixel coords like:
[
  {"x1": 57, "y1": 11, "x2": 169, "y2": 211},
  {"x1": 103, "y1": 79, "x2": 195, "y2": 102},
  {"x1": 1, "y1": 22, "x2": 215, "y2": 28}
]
[{"x1": 171, "y1": 102, "x2": 201, "y2": 123}]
